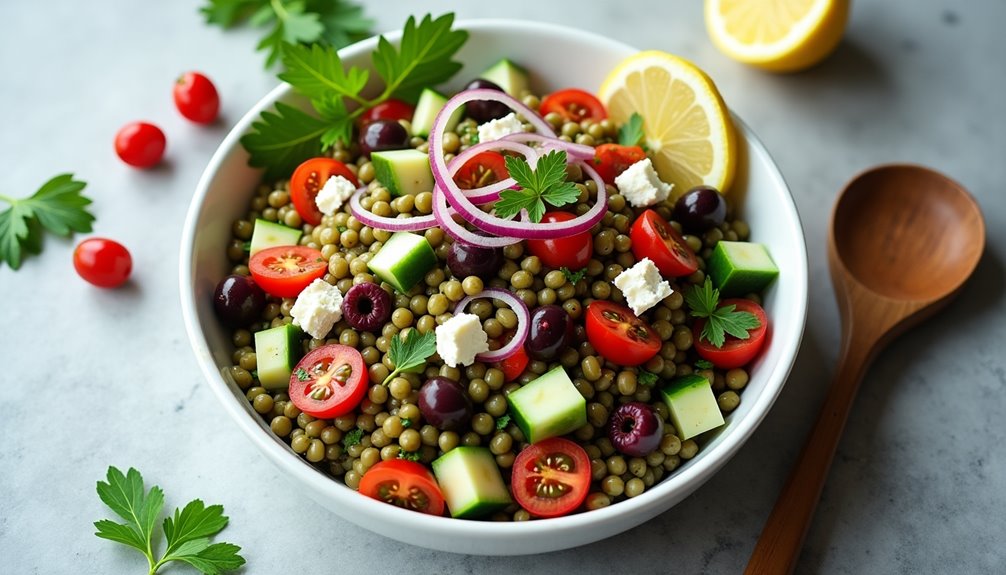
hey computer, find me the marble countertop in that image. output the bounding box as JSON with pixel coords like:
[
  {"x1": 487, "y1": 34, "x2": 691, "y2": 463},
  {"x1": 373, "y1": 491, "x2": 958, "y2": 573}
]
[{"x1": 2, "y1": 0, "x2": 1004, "y2": 573}]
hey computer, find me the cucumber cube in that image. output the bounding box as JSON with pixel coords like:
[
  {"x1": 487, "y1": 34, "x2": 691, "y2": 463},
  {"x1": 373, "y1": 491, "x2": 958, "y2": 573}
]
[
  {"x1": 479, "y1": 58, "x2": 530, "y2": 97},
  {"x1": 370, "y1": 149, "x2": 433, "y2": 197},
  {"x1": 253, "y1": 323, "x2": 302, "y2": 390},
  {"x1": 707, "y1": 241, "x2": 779, "y2": 297},
  {"x1": 432, "y1": 447, "x2": 511, "y2": 518},
  {"x1": 411, "y1": 88, "x2": 464, "y2": 137},
  {"x1": 249, "y1": 218, "x2": 303, "y2": 256},
  {"x1": 659, "y1": 374, "x2": 725, "y2": 440},
  {"x1": 508, "y1": 366, "x2": 586, "y2": 444},
  {"x1": 367, "y1": 232, "x2": 437, "y2": 293}
]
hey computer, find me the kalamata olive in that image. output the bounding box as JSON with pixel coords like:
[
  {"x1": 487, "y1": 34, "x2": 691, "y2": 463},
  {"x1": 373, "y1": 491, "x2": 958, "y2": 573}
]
[
  {"x1": 418, "y1": 377, "x2": 473, "y2": 431},
  {"x1": 672, "y1": 185, "x2": 727, "y2": 234},
  {"x1": 342, "y1": 282, "x2": 391, "y2": 332},
  {"x1": 462, "y1": 79, "x2": 510, "y2": 123},
  {"x1": 358, "y1": 119, "x2": 409, "y2": 157},
  {"x1": 525, "y1": 305, "x2": 573, "y2": 361},
  {"x1": 447, "y1": 241, "x2": 504, "y2": 280},
  {"x1": 213, "y1": 274, "x2": 266, "y2": 327},
  {"x1": 608, "y1": 402, "x2": 664, "y2": 457}
]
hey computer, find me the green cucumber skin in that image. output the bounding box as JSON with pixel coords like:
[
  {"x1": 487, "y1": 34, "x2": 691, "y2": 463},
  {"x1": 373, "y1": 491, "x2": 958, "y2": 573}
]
[
  {"x1": 659, "y1": 373, "x2": 709, "y2": 398},
  {"x1": 249, "y1": 218, "x2": 303, "y2": 256},
  {"x1": 253, "y1": 323, "x2": 302, "y2": 390},
  {"x1": 370, "y1": 149, "x2": 433, "y2": 197},
  {"x1": 507, "y1": 366, "x2": 586, "y2": 445},
  {"x1": 366, "y1": 232, "x2": 437, "y2": 293},
  {"x1": 432, "y1": 447, "x2": 511, "y2": 519},
  {"x1": 479, "y1": 58, "x2": 530, "y2": 97},
  {"x1": 411, "y1": 88, "x2": 464, "y2": 137},
  {"x1": 707, "y1": 241, "x2": 779, "y2": 297}
]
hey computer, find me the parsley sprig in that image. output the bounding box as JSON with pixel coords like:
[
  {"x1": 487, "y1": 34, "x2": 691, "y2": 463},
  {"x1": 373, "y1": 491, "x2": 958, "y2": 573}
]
[
  {"x1": 618, "y1": 112, "x2": 645, "y2": 147},
  {"x1": 382, "y1": 329, "x2": 437, "y2": 385},
  {"x1": 494, "y1": 150, "x2": 580, "y2": 222},
  {"x1": 495, "y1": 414, "x2": 511, "y2": 431},
  {"x1": 560, "y1": 266, "x2": 586, "y2": 285},
  {"x1": 0, "y1": 174, "x2": 94, "y2": 270},
  {"x1": 685, "y1": 279, "x2": 761, "y2": 348},
  {"x1": 637, "y1": 370, "x2": 659, "y2": 387},
  {"x1": 241, "y1": 13, "x2": 468, "y2": 178},
  {"x1": 94, "y1": 467, "x2": 244, "y2": 575}
]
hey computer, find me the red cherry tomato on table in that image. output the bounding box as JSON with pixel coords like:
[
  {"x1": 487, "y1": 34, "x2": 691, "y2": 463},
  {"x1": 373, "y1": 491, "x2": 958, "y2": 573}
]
[
  {"x1": 512, "y1": 437, "x2": 591, "y2": 518},
  {"x1": 114, "y1": 122, "x2": 165, "y2": 168},
  {"x1": 358, "y1": 99, "x2": 415, "y2": 127},
  {"x1": 526, "y1": 212, "x2": 593, "y2": 271},
  {"x1": 289, "y1": 157, "x2": 360, "y2": 226},
  {"x1": 584, "y1": 301, "x2": 661, "y2": 367},
  {"x1": 630, "y1": 209, "x2": 699, "y2": 278},
  {"x1": 289, "y1": 344, "x2": 368, "y2": 419},
  {"x1": 539, "y1": 89, "x2": 607, "y2": 123},
  {"x1": 358, "y1": 459, "x2": 446, "y2": 516},
  {"x1": 173, "y1": 72, "x2": 220, "y2": 124},
  {"x1": 73, "y1": 238, "x2": 132, "y2": 288},
  {"x1": 248, "y1": 245, "x2": 327, "y2": 298},
  {"x1": 593, "y1": 144, "x2": 646, "y2": 185},
  {"x1": 694, "y1": 299, "x2": 769, "y2": 369},
  {"x1": 454, "y1": 151, "x2": 508, "y2": 189}
]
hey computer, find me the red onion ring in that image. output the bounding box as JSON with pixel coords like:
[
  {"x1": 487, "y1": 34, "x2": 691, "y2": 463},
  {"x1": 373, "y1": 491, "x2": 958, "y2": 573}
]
[
  {"x1": 454, "y1": 288, "x2": 529, "y2": 362},
  {"x1": 433, "y1": 182, "x2": 521, "y2": 247},
  {"x1": 500, "y1": 132, "x2": 596, "y2": 161},
  {"x1": 447, "y1": 139, "x2": 539, "y2": 204},
  {"x1": 348, "y1": 185, "x2": 438, "y2": 232}
]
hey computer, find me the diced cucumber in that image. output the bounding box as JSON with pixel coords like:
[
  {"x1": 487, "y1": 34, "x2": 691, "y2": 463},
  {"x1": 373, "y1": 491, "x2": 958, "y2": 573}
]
[
  {"x1": 370, "y1": 149, "x2": 433, "y2": 197},
  {"x1": 432, "y1": 447, "x2": 511, "y2": 518},
  {"x1": 658, "y1": 374, "x2": 725, "y2": 440},
  {"x1": 411, "y1": 88, "x2": 464, "y2": 137},
  {"x1": 507, "y1": 366, "x2": 586, "y2": 444},
  {"x1": 707, "y1": 241, "x2": 779, "y2": 297},
  {"x1": 253, "y1": 323, "x2": 302, "y2": 390},
  {"x1": 249, "y1": 219, "x2": 303, "y2": 256},
  {"x1": 367, "y1": 232, "x2": 437, "y2": 293},
  {"x1": 479, "y1": 58, "x2": 530, "y2": 97}
]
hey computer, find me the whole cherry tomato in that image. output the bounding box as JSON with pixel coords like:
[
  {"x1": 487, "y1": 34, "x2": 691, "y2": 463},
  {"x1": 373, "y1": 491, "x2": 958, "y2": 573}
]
[
  {"x1": 173, "y1": 72, "x2": 220, "y2": 124},
  {"x1": 114, "y1": 122, "x2": 165, "y2": 168},
  {"x1": 73, "y1": 238, "x2": 132, "y2": 288}
]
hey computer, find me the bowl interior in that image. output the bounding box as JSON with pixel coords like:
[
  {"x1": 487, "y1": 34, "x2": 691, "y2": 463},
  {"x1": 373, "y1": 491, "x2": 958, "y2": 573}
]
[{"x1": 180, "y1": 19, "x2": 807, "y2": 555}]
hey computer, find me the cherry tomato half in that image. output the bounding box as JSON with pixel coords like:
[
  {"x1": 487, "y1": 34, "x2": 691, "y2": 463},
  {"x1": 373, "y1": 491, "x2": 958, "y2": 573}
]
[
  {"x1": 114, "y1": 122, "x2": 166, "y2": 168},
  {"x1": 526, "y1": 212, "x2": 593, "y2": 271},
  {"x1": 289, "y1": 344, "x2": 368, "y2": 419},
  {"x1": 585, "y1": 301, "x2": 661, "y2": 367},
  {"x1": 290, "y1": 157, "x2": 360, "y2": 226},
  {"x1": 358, "y1": 99, "x2": 415, "y2": 127},
  {"x1": 694, "y1": 299, "x2": 769, "y2": 369},
  {"x1": 593, "y1": 144, "x2": 646, "y2": 185},
  {"x1": 539, "y1": 89, "x2": 607, "y2": 123},
  {"x1": 454, "y1": 151, "x2": 508, "y2": 190},
  {"x1": 73, "y1": 238, "x2": 132, "y2": 288},
  {"x1": 630, "y1": 209, "x2": 699, "y2": 278},
  {"x1": 512, "y1": 437, "x2": 591, "y2": 518},
  {"x1": 359, "y1": 459, "x2": 446, "y2": 516},
  {"x1": 249, "y1": 245, "x2": 327, "y2": 298},
  {"x1": 173, "y1": 72, "x2": 220, "y2": 124}
]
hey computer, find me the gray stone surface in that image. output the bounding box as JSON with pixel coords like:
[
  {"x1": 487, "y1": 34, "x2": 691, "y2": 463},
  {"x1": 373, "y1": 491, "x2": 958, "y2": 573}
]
[{"x1": 2, "y1": 0, "x2": 1003, "y2": 573}]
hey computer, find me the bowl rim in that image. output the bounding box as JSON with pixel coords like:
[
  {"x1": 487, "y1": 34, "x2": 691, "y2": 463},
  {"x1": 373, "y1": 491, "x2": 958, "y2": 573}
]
[{"x1": 180, "y1": 17, "x2": 808, "y2": 545}]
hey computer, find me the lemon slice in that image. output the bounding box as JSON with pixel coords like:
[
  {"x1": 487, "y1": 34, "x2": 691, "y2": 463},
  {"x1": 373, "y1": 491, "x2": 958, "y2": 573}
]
[
  {"x1": 705, "y1": 0, "x2": 850, "y2": 72},
  {"x1": 598, "y1": 51, "x2": 737, "y2": 196}
]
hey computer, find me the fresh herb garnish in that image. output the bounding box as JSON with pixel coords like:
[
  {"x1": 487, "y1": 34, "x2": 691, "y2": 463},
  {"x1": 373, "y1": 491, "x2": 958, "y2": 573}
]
[
  {"x1": 342, "y1": 428, "x2": 364, "y2": 449},
  {"x1": 250, "y1": 369, "x2": 259, "y2": 381},
  {"x1": 382, "y1": 329, "x2": 437, "y2": 385},
  {"x1": 560, "y1": 266, "x2": 586, "y2": 285},
  {"x1": 242, "y1": 13, "x2": 468, "y2": 178},
  {"x1": 398, "y1": 450, "x2": 422, "y2": 462},
  {"x1": 400, "y1": 417, "x2": 412, "y2": 428},
  {"x1": 638, "y1": 370, "x2": 659, "y2": 387},
  {"x1": 617, "y1": 112, "x2": 645, "y2": 147},
  {"x1": 294, "y1": 367, "x2": 310, "y2": 381},
  {"x1": 94, "y1": 466, "x2": 245, "y2": 575},
  {"x1": 242, "y1": 241, "x2": 252, "y2": 253},
  {"x1": 684, "y1": 278, "x2": 761, "y2": 348},
  {"x1": 495, "y1": 414, "x2": 511, "y2": 431},
  {"x1": 695, "y1": 359, "x2": 714, "y2": 370},
  {"x1": 1, "y1": 174, "x2": 94, "y2": 270},
  {"x1": 494, "y1": 150, "x2": 580, "y2": 222},
  {"x1": 200, "y1": 0, "x2": 373, "y2": 68}
]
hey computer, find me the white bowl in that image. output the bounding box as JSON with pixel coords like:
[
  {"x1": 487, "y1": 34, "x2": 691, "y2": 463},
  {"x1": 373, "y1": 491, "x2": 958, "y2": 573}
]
[{"x1": 180, "y1": 19, "x2": 807, "y2": 556}]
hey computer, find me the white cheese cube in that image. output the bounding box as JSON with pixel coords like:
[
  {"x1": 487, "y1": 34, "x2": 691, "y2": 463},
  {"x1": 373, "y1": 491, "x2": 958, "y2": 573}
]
[
  {"x1": 290, "y1": 279, "x2": 344, "y2": 339},
  {"x1": 477, "y1": 112, "x2": 526, "y2": 143},
  {"x1": 614, "y1": 158, "x2": 673, "y2": 208},
  {"x1": 613, "y1": 258, "x2": 674, "y2": 316},
  {"x1": 315, "y1": 175, "x2": 357, "y2": 216},
  {"x1": 435, "y1": 312, "x2": 490, "y2": 368}
]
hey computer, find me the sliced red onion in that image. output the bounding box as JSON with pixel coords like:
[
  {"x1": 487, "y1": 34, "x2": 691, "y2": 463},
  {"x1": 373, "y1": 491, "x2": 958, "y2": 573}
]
[
  {"x1": 432, "y1": 182, "x2": 520, "y2": 247},
  {"x1": 454, "y1": 288, "x2": 529, "y2": 362},
  {"x1": 500, "y1": 132, "x2": 596, "y2": 161},
  {"x1": 349, "y1": 186, "x2": 437, "y2": 232},
  {"x1": 448, "y1": 139, "x2": 539, "y2": 204}
]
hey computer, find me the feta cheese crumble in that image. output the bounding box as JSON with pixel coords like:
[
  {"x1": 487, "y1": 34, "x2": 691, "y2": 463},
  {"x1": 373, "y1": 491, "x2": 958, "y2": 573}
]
[
  {"x1": 315, "y1": 175, "x2": 357, "y2": 216},
  {"x1": 435, "y1": 312, "x2": 490, "y2": 368},
  {"x1": 613, "y1": 258, "x2": 674, "y2": 316},
  {"x1": 477, "y1": 112, "x2": 526, "y2": 143},
  {"x1": 614, "y1": 158, "x2": 673, "y2": 208},
  {"x1": 290, "y1": 279, "x2": 344, "y2": 339}
]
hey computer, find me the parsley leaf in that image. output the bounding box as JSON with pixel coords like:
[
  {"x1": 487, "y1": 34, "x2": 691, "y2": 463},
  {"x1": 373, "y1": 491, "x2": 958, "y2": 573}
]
[
  {"x1": 398, "y1": 451, "x2": 422, "y2": 462},
  {"x1": 494, "y1": 150, "x2": 580, "y2": 222},
  {"x1": 1, "y1": 174, "x2": 94, "y2": 270},
  {"x1": 294, "y1": 367, "x2": 310, "y2": 381},
  {"x1": 618, "y1": 112, "x2": 645, "y2": 147},
  {"x1": 695, "y1": 359, "x2": 714, "y2": 370},
  {"x1": 561, "y1": 267, "x2": 586, "y2": 285},
  {"x1": 240, "y1": 101, "x2": 330, "y2": 180},
  {"x1": 638, "y1": 370, "x2": 659, "y2": 387},
  {"x1": 382, "y1": 329, "x2": 437, "y2": 385},
  {"x1": 400, "y1": 417, "x2": 412, "y2": 428},
  {"x1": 94, "y1": 466, "x2": 244, "y2": 574},
  {"x1": 371, "y1": 13, "x2": 469, "y2": 102},
  {"x1": 342, "y1": 428, "x2": 364, "y2": 449},
  {"x1": 495, "y1": 414, "x2": 511, "y2": 431},
  {"x1": 684, "y1": 279, "x2": 761, "y2": 348}
]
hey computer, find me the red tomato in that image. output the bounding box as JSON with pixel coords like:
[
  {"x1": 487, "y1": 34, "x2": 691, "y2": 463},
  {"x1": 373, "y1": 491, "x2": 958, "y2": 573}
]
[
  {"x1": 358, "y1": 99, "x2": 415, "y2": 127},
  {"x1": 512, "y1": 437, "x2": 590, "y2": 518},
  {"x1": 114, "y1": 122, "x2": 165, "y2": 168},
  {"x1": 173, "y1": 72, "x2": 220, "y2": 124},
  {"x1": 73, "y1": 238, "x2": 132, "y2": 288},
  {"x1": 498, "y1": 346, "x2": 529, "y2": 382},
  {"x1": 454, "y1": 151, "x2": 508, "y2": 189},
  {"x1": 694, "y1": 299, "x2": 769, "y2": 369},
  {"x1": 526, "y1": 212, "x2": 593, "y2": 271},
  {"x1": 593, "y1": 144, "x2": 646, "y2": 185},
  {"x1": 359, "y1": 459, "x2": 446, "y2": 516},
  {"x1": 290, "y1": 158, "x2": 360, "y2": 226},
  {"x1": 539, "y1": 89, "x2": 607, "y2": 123},
  {"x1": 289, "y1": 344, "x2": 368, "y2": 419},
  {"x1": 585, "y1": 301, "x2": 661, "y2": 366},
  {"x1": 248, "y1": 245, "x2": 327, "y2": 298},
  {"x1": 630, "y1": 209, "x2": 699, "y2": 278}
]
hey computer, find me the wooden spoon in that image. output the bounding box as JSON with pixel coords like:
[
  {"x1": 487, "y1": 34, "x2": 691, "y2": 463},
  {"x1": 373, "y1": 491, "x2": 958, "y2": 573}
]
[{"x1": 745, "y1": 165, "x2": 985, "y2": 574}]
